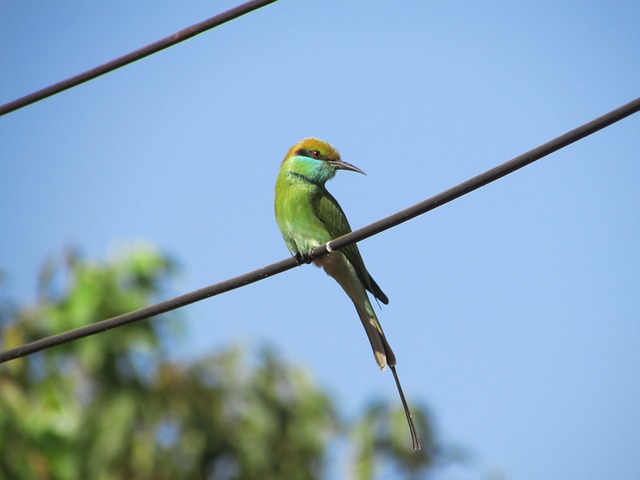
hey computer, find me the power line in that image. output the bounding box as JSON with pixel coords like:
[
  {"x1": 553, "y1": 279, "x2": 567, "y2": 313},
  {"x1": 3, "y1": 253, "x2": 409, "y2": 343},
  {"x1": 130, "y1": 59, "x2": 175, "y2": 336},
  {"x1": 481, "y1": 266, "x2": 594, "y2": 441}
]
[
  {"x1": 1, "y1": 97, "x2": 638, "y2": 364},
  {"x1": 312, "y1": 97, "x2": 640, "y2": 256},
  {"x1": 0, "y1": 0, "x2": 278, "y2": 117}
]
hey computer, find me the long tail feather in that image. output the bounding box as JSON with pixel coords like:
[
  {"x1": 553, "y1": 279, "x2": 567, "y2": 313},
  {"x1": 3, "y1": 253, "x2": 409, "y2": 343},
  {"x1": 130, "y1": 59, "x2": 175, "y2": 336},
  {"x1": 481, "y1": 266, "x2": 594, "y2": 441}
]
[
  {"x1": 390, "y1": 365, "x2": 421, "y2": 450},
  {"x1": 353, "y1": 301, "x2": 420, "y2": 449}
]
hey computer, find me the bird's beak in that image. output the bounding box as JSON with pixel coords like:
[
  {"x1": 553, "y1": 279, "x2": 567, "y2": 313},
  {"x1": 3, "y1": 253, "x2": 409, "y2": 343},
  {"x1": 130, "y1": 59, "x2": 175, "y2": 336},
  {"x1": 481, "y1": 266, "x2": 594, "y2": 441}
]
[{"x1": 330, "y1": 159, "x2": 366, "y2": 175}]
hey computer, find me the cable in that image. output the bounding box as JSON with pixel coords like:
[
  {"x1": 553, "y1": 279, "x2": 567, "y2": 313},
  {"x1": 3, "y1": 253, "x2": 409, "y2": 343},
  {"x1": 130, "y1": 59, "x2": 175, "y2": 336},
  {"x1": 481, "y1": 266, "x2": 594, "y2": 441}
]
[
  {"x1": 314, "y1": 97, "x2": 640, "y2": 257},
  {"x1": 1, "y1": 97, "x2": 638, "y2": 363},
  {"x1": 0, "y1": 0, "x2": 278, "y2": 117}
]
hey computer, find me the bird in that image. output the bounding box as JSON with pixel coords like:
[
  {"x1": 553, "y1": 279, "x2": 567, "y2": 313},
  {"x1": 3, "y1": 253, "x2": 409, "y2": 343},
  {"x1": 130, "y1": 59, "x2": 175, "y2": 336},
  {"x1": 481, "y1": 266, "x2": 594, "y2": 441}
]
[{"x1": 274, "y1": 137, "x2": 420, "y2": 450}]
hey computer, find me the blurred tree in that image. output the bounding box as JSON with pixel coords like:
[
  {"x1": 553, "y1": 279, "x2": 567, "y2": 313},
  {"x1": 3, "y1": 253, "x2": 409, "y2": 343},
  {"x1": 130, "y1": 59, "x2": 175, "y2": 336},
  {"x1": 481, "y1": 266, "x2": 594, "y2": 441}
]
[{"x1": 0, "y1": 246, "x2": 439, "y2": 479}]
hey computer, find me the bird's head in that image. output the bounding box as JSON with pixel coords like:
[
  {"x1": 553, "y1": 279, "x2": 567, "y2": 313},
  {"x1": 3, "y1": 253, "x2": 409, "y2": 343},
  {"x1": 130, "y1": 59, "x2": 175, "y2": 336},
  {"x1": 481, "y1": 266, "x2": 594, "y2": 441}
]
[{"x1": 282, "y1": 138, "x2": 365, "y2": 185}]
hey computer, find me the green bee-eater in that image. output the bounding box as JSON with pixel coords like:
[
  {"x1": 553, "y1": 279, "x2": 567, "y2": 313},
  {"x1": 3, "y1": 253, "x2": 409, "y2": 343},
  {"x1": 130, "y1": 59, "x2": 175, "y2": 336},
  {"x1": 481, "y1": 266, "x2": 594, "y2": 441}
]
[{"x1": 274, "y1": 138, "x2": 420, "y2": 450}]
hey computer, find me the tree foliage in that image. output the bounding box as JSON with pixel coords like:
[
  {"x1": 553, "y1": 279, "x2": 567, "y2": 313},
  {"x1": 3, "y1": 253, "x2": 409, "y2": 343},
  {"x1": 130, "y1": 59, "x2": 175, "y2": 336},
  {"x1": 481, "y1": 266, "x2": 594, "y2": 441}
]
[{"x1": 0, "y1": 246, "x2": 438, "y2": 479}]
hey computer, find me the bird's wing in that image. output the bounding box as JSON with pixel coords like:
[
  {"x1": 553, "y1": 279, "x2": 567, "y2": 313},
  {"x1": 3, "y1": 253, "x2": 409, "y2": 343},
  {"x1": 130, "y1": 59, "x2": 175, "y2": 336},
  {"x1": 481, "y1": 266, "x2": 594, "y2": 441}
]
[{"x1": 315, "y1": 188, "x2": 389, "y2": 304}]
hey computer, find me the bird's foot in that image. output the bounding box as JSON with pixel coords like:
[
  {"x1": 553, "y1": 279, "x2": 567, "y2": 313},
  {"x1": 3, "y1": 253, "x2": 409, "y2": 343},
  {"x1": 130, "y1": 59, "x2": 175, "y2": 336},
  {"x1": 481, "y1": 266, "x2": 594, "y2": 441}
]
[{"x1": 295, "y1": 251, "x2": 313, "y2": 265}]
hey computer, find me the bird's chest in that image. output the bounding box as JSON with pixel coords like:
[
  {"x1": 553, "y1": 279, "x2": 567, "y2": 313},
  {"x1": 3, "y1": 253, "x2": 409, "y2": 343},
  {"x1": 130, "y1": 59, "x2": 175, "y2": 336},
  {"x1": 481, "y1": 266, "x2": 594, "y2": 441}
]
[{"x1": 278, "y1": 190, "x2": 329, "y2": 250}]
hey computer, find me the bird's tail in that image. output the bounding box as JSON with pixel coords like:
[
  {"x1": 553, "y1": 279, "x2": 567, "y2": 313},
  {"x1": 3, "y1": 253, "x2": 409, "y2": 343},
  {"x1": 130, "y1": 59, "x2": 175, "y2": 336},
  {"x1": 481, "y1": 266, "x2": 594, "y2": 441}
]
[
  {"x1": 353, "y1": 297, "x2": 421, "y2": 450},
  {"x1": 353, "y1": 298, "x2": 396, "y2": 370}
]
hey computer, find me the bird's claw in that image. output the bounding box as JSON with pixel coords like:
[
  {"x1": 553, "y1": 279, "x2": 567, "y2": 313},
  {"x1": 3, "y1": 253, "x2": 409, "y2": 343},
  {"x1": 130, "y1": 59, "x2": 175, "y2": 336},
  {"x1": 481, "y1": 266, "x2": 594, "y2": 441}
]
[
  {"x1": 294, "y1": 252, "x2": 313, "y2": 265},
  {"x1": 303, "y1": 251, "x2": 315, "y2": 263}
]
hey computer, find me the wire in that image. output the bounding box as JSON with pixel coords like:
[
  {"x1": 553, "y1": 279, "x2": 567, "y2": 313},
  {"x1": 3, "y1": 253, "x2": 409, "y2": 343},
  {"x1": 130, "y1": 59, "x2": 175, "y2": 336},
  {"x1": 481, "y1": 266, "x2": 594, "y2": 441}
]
[
  {"x1": 0, "y1": 0, "x2": 278, "y2": 117},
  {"x1": 313, "y1": 97, "x2": 640, "y2": 257},
  {"x1": 1, "y1": 97, "x2": 639, "y2": 363}
]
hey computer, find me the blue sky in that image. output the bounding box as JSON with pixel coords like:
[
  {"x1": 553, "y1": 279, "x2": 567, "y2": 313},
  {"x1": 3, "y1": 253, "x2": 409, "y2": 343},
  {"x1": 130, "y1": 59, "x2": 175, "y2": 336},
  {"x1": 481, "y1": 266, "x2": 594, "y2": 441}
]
[{"x1": 1, "y1": 1, "x2": 639, "y2": 479}]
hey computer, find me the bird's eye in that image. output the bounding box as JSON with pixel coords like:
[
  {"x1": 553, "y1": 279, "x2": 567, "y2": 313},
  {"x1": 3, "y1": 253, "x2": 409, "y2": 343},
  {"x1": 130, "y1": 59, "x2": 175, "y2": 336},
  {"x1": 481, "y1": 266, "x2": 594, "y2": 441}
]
[{"x1": 309, "y1": 150, "x2": 322, "y2": 159}]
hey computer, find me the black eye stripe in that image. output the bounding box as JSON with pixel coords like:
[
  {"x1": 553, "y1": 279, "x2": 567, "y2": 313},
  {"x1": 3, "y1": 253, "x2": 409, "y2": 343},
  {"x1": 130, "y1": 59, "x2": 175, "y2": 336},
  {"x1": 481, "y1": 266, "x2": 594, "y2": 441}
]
[{"x1": 296, "y1": 148, "x2": 323, "y2": 159}]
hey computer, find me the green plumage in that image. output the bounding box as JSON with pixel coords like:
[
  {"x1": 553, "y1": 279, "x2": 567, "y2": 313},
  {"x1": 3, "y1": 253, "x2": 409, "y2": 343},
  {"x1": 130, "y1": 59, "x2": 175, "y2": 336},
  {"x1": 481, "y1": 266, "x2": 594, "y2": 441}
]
[{"x1": 274, "y1": 138, "x2": 420, "y2": 450}]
